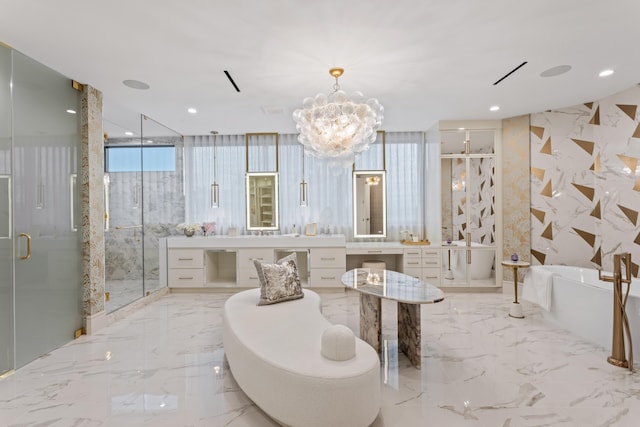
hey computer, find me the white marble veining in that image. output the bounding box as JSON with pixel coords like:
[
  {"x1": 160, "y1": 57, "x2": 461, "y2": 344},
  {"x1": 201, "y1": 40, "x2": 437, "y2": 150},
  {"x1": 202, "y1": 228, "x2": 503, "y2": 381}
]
[{"x1": 2, "y1": 290, "x2": 640, "y2": 426}]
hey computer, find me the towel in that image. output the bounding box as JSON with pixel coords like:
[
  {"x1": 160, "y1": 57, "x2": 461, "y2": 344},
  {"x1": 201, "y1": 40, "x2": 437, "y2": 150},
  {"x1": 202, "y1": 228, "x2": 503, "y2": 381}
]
[{"x1": 522, "y1": 266, "x2": 554, "y2": 311}]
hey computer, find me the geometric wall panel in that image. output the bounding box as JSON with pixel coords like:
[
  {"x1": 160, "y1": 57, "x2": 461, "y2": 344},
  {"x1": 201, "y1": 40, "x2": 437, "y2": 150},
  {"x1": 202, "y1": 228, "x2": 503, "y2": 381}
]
[
  {"x1": 590, "y1": 154, "x2": 601, "y2": 173},
  {"x1": 572, "y1": 227, "x2": 596, "y2": 247},
  {"x1": 635, "y1": 178, "x2": 640, "y2": 192},
  {"x1": 616, "y1": 104, "x2": 637, "y2": 120},
  {"x1": 531, "y1": 208, "x2": 546, "y2": 223},
  {"x1": 584, "y1": 102, "x2": 594, "y2": 109},
  {"x1": 635, "y1": 232, "x2": 640, "y2": 245},
  {"x1": 572, "y1": 183, "x2": 595, "y2": 201},
  {"x1": 591, "y1": 246, "x2": 602, "y2": 267},
  {"x1": 634, "y1": 123, "x2": 640, "y2": 139},
  {"x1": 530, "y1": 126, "x2": 545, "y2": 139},
  {"x1": 540, "y1": 180, "x2": 553, "y2": 197},
  {"x1": 591, "y1": 201, "x2": 601, "y2": 219},
  {"x1": 618, "y1": 204, "x2": 639, "y2": 226},
  {"x1": 531, "y1": 167, "x2": 545, "y2": 182},
  {"x1": 531, "y1": 249, "x2": 546, "y2": 264},
  {"x1": 589, "y1": 106, "x2": 600, "y2": 125},
  {"x1": 541, "y1": 223, "x2": 553, "y2": 240},
  {"x1": 540, "y1": 137, "x2": 552, "y2": 154},
  {"x1": 617, "y1": 154, "x2": 638, "y2": 173},
  {"x1": 571, "y1": 138, "x2": 595, "y2": 155}
]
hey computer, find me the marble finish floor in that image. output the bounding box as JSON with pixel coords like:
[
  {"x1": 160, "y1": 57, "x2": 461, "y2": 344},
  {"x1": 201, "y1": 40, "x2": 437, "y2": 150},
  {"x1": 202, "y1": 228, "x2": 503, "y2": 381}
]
[
  {"x1": 106, "y1": 279, "x2": 162, "y2": 313},
  {"x1": 1, "y1": 290, "x2": 640, "y2": 426}
]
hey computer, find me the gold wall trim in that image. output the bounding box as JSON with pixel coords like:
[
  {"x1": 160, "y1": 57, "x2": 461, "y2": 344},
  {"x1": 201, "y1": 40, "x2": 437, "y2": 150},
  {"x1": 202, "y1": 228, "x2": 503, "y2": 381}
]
[
  {"x1": 591, "y1": 201, "x2": 602, "y2": 219},
  {"x1": 571, "y1": 138, "x2": 595, "y2": 155},
  {"x1": 540, "y1": 180, "x2": 552, "y2": 197},
  {"x1": 573, "y1": 227, "x2": 596, "y2": 247},
  {"x1": 617, "y1": 104, "x2": 637, "y2": 120},
  {"x1": 572, "y1": 183, "x2": 595, "y2": 201},
  {"x1": 531, "y1": 208, "x2": 546, "y2": 223},
  {"x1": 530, "y1": 126, "x2": 545, "y2": 139},
  {"x1": 541, "y1": 223, "x2": 553, "y2": 240},
  {"x1": 589, "y1": 106, "x2": 600, "y2": 125},
  {"x1": 618, "y1": 204, "x2": 639, "y2": 226},
  {"x1": 540, "y1": 137, "x2": 552, "y2": 154}
]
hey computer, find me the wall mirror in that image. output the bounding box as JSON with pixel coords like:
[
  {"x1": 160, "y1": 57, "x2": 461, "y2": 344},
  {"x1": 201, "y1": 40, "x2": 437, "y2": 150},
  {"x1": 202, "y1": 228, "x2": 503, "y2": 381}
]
[
  {"x1": 353, "y1": 170, "x2": 386, "y2": 238},
  {"x1": 246, "y1": 172, "x2": 279, "y2": 231}
]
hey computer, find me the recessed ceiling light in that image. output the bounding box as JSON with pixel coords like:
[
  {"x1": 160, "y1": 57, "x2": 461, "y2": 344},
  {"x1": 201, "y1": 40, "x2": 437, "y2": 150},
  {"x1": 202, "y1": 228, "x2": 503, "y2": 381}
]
[
  {"x1": 540, "y1": 65, "x2": 572, "y2": 77},
  {"x1": 187, "y1": 107, "x2": 197, "y2": 114},
  {"x1": 66, "y1": 109, "x2": 76, "y2": 114},
  {"x1": 123, "y1": 79, "x2": 150, "y2": 90},
  {"x1": 125, "y1": 131, "x2": 133, "y2": 136},
  {"x1": 489, "y1": 105, "x2": 500, "y2": 112},
  {"x1": 599, "y1": 69, "x2": 614, "y2": 77}
]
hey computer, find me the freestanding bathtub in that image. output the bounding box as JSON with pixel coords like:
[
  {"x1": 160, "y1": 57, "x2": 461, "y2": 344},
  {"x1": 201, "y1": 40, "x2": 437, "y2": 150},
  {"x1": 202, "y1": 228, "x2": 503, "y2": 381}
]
[
  {"x1": 444, "y1": 241, "x2": 495, "y2": 280},
  {"x1": 533, "y1": 265, "x2": 640, "y2": 364}
]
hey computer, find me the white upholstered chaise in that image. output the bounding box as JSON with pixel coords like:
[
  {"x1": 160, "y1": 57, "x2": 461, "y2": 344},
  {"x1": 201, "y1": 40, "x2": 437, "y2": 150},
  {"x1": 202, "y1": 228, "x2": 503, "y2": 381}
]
[{"x1": 223, "y1": 288, "x2": 380, "y2": 427}]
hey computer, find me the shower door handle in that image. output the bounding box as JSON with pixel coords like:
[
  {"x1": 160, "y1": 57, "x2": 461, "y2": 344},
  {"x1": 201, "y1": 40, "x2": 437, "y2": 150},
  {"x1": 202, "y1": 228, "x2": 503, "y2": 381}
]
[{"x1": 19, "y1": 233, "x2": 31, "y2": 260}]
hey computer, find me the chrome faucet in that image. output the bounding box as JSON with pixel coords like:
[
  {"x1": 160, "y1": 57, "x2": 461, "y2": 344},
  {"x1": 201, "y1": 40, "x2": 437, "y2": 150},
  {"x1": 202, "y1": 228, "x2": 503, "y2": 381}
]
[{"x1": 598, "y1": 253, "x2": 633, "y2": 371}]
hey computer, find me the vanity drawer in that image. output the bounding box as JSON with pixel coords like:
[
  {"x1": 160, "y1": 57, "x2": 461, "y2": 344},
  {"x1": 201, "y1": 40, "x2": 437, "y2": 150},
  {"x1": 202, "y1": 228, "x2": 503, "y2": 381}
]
[
  {"x1": 237, "y1": 248, "x2": 273, "y2": 286},
  {"x1": 422, "y1": 257, "x2": 441, "y2": 268},
  {"x1": 309, "y1": 268, "x2": 345, "y2": 287},
  {"x1": 421, "y1": 248, "x2": 440, "y2": 257},
  {"x1": 168, "y1": 268, "x2": 204, "y2": 287},
  {"x1": 403, "y1": 248, "x2": 422, "y2": 258},
  {"x1": 168, "y1": 249, "x2": 203, "y2": 269},
  {"x1": 422, "y1": 267, "x2": 441, "y2": 284},
  {"x1": 403, "y1": 258, "x2": 422, "y2": 268},
  {"x1": 310, "y1": 248, "x2": 346, "y2": 269},
  {"x1": 402, "y1": 267, "x2": 422, "y2": 280}
]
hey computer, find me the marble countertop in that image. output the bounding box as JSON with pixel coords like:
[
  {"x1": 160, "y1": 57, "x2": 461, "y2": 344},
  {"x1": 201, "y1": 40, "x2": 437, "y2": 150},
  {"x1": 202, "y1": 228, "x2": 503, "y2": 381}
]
[
  {"x1": 341, "y1": 268, "x2": 445, "y2": 304},
  {"x1": 165, "y1": 234, "x2": 346, "y2": 248}
]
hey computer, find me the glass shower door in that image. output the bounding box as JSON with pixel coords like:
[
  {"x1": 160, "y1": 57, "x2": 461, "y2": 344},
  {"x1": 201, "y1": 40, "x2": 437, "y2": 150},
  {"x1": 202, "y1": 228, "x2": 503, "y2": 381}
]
[{"x1": 12, "y1": 50, "x2": 83, "y2": 368}]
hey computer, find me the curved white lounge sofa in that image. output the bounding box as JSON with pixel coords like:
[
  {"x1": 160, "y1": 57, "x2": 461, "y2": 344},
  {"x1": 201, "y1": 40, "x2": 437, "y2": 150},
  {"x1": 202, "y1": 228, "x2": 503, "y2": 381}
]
[{"x1": 223, "y1": 288, "x2": 381, "y2": 427}]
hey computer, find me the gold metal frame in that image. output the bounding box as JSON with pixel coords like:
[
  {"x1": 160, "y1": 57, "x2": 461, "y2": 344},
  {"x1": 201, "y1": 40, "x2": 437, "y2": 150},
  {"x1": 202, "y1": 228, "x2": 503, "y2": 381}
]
[{"x1": 245, "y1": 132, "x2": 279, "y2": 173}]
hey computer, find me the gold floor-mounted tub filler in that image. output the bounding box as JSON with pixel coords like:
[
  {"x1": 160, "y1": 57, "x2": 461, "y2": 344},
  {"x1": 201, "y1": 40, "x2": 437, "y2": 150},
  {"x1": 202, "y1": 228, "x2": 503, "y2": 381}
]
[{"x1": 598, "y1": 253, "x2": 633, "y2": 371}]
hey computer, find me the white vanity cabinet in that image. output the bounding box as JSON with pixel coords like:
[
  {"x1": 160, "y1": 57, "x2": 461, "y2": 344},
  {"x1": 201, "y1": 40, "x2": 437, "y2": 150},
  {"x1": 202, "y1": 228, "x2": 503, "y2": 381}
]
[
  {"x1": 168, "y1": 249, "x2": 205, "y2": 287},
  {"x1": 237, "y1": 248, "x2": 273, "y2": 287},
  {"x1": 308, "y1": 247, "x2": 346, "y2": 287},
  {"x1": 401, "y1": 247, "x2": 441, "y2": 285}
]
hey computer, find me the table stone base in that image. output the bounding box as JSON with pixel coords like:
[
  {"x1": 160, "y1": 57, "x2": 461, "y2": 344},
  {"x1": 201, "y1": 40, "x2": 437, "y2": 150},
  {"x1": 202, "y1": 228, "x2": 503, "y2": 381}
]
[
  {"x1": 398, "y1": 302, "x2": 422, "y2": 368},
  {"x1": 359, "y1": 293, "x2": 381, "y2": 352}
]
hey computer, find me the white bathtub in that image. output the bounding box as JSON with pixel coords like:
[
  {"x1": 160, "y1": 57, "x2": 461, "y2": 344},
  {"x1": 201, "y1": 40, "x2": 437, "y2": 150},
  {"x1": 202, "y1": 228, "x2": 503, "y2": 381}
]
[
  {"x1": 535, "y1": 265, "x2": 640, "y2": 364},
  {"x1": 443, "y1": 241, "x2": 495, "y2": 280}
]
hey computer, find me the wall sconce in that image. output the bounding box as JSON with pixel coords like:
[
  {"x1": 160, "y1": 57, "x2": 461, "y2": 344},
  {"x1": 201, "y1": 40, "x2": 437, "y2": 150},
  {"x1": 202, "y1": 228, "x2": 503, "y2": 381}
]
[
  {"x1": 211, "y1": 131, "x2": 220, "y2": 208},
  {"x1": 300, "y1": 147, "x2": 308, "y2": 207}
]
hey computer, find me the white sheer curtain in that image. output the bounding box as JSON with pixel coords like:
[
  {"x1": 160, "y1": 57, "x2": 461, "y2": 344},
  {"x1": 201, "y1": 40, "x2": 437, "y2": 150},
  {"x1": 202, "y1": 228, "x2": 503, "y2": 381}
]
[{"x1": 183, "y1": 132, "x2": 425, "y2": 240}]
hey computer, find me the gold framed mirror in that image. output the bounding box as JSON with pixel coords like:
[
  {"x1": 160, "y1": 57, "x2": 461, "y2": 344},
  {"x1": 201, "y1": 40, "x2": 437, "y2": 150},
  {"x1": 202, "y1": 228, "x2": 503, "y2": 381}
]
[
  {"x1": 246, "y1": 172, "x2": 279, "y2": 231},
  {"x1": 353, "y1": 170, "x2": 386, "y2": 238}
]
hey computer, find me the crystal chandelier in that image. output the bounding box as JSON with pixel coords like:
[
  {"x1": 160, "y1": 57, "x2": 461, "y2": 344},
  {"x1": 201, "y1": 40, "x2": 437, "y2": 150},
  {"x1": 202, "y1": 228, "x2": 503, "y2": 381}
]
[{"x1": 292, "y1": 68, "x2": 384, "y2": 168}]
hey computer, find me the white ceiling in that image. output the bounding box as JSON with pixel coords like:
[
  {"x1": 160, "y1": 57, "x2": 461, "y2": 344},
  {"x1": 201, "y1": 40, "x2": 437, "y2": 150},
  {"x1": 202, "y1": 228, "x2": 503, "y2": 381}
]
[{"x1": 1, "y1": 0, "x2": 639, "y2": 137}]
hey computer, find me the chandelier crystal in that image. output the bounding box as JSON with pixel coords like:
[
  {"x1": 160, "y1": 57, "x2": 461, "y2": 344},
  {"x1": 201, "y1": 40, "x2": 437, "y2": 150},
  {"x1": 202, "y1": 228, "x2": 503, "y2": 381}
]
[{"x1": 293, "y1": 68, "x2": 384, "y2": 168}]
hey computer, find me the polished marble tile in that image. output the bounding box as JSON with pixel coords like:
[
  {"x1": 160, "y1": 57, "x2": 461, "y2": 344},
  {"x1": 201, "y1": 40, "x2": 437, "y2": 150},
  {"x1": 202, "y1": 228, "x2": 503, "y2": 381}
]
[{"x1": 1, "y1": 290, "x2": 639, "y2": 426}]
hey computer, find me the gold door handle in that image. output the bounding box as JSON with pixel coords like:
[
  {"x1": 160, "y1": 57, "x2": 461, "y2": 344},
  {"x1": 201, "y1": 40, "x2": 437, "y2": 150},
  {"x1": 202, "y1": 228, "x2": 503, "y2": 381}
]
[{"x1": 19, "y1": 233, "x2": 31, "y2": 260}]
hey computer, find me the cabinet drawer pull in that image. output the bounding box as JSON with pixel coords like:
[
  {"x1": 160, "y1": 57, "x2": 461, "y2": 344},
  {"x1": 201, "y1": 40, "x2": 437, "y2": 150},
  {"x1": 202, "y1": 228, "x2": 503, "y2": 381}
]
[
  {"x1": 367, "y1": 250, "x2": 382, "y2": 254},
  {"x1": 425, "y1": 261, "x2": 438, "y2": 265},
  {"x1": 320, "y1": 257, "x2": 335, "y2": 261},
  {"x1": 250, "y1": 276, "x2": 258, "y2": 280},
  {"x1": 424, "y1": 251, "x2": 437, "y2": 255},
  {"x1": 321, "y1": 276, "x2": 336, "y2": 280},
  {"x1": 250, "y1": 257, "x2": 264, "y2": 261},
  {"x1": 407, "y1": 262, "x2": 419, "y2": 265},
  {"x1": 178, "y1": 257, "x2": 193, "y2": 261},
  {"x1": 425, "y1": 276, "x2": 438, "y2": 279},
  {"x1": 407, "y1": 251, "x2": 419, "y2": 255},
  {"x1": 179, "y1": 276, "x2": 194, "y2": 280}
]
